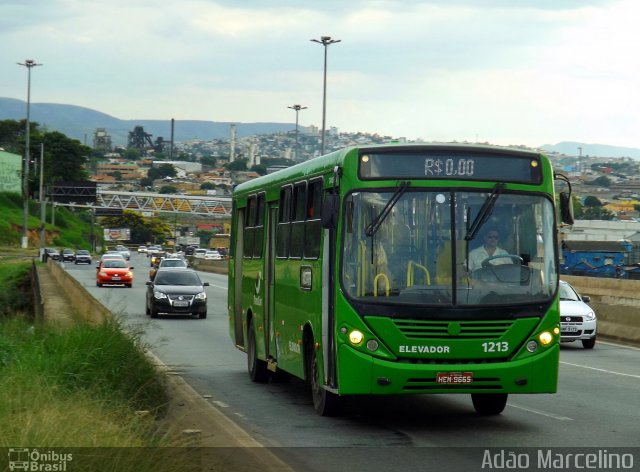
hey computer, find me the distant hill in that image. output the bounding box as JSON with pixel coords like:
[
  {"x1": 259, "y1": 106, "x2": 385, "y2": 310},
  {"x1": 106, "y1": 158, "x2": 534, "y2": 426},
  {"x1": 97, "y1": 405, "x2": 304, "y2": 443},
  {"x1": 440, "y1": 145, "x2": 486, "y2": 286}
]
[
  {"x1": 0, "y1": 97, "x2": 300, "y2": 146},
  {"x1": 540, "y1": 141, "x2": 640, "y2": 159}
]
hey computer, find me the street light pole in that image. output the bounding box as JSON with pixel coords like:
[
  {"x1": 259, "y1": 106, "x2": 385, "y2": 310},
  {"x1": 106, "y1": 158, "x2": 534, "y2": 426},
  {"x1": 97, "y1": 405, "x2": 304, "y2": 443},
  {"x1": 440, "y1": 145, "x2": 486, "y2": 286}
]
[
  {"x1": 310, "y1": 36, "x2": 340, "y2": 156},
  {"x1": 17, "y1": 59, "x2": 42, "y2": 249},
  {"x1": 288, "y1": 104, "x2": 307, "y2": 161},
  {"x1": 39, "y1": 143, "x2": 46, "y2": 260}
]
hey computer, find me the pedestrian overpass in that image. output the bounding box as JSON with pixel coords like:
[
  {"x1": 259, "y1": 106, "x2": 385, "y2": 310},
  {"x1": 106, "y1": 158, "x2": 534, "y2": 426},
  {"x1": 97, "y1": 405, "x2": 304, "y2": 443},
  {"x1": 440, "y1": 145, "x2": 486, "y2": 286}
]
[{"x1": 53, "y1": 189, "x2": 232, "y2": 218}]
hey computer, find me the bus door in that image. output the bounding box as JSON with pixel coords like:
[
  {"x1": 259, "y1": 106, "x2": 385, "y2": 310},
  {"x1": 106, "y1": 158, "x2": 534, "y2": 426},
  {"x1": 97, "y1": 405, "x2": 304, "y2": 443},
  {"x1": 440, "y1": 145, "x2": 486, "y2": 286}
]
[
  {"x1": 232, "y1": 207, "x2": 245, "y2": 347},
  {"x1": 264, "y1": 205, "x2": 278, "y2": 360}
]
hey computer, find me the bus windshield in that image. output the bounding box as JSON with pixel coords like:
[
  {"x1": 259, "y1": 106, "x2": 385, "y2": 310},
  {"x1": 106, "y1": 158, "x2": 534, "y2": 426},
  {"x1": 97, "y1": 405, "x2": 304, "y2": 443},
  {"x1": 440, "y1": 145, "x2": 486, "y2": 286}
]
[{"x1": 342, "y1": 189, "x2": 557, "y2": 307}]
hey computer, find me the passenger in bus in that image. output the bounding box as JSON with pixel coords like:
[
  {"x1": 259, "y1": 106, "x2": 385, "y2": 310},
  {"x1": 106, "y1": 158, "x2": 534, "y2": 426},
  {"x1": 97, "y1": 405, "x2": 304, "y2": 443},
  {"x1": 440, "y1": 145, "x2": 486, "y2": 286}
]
[{"x1": 468, "y1": 227, "x2": 510, "y2": 271}]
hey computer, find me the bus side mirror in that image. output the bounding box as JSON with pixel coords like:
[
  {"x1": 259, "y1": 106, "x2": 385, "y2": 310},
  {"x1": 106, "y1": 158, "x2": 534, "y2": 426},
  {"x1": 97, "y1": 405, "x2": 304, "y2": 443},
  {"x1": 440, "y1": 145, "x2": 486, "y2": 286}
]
[
  {"x1": 321, "y1": 193, "x2": 339, "y2": 229},
  {"x1": 559, "y1": 192, "x2": 574, "y2": 225}
]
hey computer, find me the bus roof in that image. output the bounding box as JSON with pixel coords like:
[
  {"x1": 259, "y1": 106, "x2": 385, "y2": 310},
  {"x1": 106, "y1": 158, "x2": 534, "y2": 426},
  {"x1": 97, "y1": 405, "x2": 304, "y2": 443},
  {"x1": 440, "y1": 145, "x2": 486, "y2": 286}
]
[{"x1": 232, "y1": 142, "x2": 547, "y2": 196}]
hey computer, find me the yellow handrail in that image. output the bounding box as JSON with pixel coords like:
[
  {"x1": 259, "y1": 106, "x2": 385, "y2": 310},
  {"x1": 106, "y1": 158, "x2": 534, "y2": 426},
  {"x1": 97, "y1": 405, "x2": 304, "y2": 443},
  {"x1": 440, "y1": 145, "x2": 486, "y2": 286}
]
[
  {"x1": 358, "y1": 240, "x2": 367, "y2": 296},
  {"x1": 407, "y1": 260, "x2": 431, "y2": 286},
  {"x1": 373, "y1": 273, "x2": 390, "y2": 297}
]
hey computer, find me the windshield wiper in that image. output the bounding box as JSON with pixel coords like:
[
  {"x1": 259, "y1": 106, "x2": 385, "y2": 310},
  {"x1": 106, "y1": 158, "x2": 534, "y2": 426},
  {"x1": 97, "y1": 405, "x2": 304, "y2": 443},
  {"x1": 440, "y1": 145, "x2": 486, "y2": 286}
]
[
  {"x1": 464, "y1": 183, "x2": 505, "y2": 241},
  {"x1": 365, "y1": 181, "x2": 410, "y2": 238}
]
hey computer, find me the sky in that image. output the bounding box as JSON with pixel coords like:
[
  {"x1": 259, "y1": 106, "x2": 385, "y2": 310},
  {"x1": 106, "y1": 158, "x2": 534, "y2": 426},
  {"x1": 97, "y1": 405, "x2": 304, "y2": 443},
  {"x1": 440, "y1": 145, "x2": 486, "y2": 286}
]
[{"x1": 2, "y1": 0, "x2": 640, "y2": 148}]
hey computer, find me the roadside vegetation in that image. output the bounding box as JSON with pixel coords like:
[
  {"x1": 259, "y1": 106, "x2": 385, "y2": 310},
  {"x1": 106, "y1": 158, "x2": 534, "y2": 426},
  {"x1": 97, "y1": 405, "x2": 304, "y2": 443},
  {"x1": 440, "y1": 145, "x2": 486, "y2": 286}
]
[
  {"x1": 0, "y1": 192, "x2": 96, "y2": 249},
  {"x1": 0, "y1": 258, "x2": 193, "y2": 470}
]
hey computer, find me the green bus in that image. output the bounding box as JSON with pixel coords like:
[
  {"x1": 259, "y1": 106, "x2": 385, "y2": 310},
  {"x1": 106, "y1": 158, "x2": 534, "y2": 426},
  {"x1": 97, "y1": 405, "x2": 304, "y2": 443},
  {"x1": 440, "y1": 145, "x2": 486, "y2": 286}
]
[{"x1": 228, "y1": 143, "x2": 573, "y2": 416}]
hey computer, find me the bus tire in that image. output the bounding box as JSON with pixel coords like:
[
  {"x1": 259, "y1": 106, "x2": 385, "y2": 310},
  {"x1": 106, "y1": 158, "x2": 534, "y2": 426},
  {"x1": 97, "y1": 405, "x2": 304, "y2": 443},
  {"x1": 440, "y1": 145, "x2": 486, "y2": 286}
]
[
  {"x1": 471, "y1": 393, "x2": 508, "y2": 415},
  {"x1": 247, "y1": 318, "x2": 269, "y2": 383},
  {"x1": 306, "y1": 340, "x2": 343, "y2": 416}
]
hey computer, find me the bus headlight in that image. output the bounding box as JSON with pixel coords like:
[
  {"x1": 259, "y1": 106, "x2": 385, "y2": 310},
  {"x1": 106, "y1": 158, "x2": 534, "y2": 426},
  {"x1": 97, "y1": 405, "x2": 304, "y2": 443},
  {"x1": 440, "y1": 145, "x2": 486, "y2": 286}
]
[
  {"x1": 349, "y1": 330, "x2": 364, "y2": 346},
  {"x1": 539, "y1": 331, "x2": 554, "y2": 345}
]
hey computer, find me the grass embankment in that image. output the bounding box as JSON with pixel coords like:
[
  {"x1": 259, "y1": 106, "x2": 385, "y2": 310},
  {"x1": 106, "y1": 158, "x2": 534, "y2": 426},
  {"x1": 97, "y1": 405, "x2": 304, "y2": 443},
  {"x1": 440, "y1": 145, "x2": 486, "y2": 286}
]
[
  {"x1": 0, "y1": 259, "x2": 191, "y2": 470},
  {"x1": 0, "y1": 192, "x2": 95, "y2": 249}
]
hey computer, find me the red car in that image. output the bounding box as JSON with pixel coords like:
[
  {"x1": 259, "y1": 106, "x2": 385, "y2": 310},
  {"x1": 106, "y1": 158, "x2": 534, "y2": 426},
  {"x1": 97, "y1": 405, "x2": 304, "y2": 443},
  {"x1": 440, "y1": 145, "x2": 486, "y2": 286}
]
[{"x1": 96, "y1": 258, "x2": 134, "y2": 287}]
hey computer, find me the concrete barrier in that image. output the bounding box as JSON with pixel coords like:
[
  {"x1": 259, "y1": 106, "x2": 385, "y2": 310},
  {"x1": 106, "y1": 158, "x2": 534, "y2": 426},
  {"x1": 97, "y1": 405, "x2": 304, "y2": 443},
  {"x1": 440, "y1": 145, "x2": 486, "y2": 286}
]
[
  {"x1": 562, "y1": 275, "x2": 640, "y2": 345},
  {"x1": 43, "y1": 259, "x2": 112, "y2": 325}
]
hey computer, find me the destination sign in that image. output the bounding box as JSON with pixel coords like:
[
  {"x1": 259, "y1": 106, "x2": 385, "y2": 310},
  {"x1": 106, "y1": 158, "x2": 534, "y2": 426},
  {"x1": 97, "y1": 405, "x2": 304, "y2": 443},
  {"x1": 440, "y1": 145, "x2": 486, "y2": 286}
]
[{"x1": 359, "y1": 151, "x2": 542, "y2": 184}]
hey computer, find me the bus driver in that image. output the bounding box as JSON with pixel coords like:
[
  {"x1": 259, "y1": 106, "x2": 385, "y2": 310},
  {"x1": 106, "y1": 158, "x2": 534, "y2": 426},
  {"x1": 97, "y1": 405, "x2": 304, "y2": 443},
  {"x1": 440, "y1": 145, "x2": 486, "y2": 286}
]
[{"x1": 468, "y1": 227, "x2": 510, "y2": 271}]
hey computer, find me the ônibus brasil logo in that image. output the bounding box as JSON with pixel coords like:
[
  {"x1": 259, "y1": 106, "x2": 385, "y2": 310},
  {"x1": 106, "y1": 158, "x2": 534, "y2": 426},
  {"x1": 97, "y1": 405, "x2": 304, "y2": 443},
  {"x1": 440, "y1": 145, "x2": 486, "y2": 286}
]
[{"x1": 8, "y1": 448, "x2": 73, "y2": 471}]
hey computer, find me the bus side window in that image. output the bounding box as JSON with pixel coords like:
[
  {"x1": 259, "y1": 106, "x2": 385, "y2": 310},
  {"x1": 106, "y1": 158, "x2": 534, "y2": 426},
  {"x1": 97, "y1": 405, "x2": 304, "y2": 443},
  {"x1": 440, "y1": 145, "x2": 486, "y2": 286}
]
[
  {"x1": 254, "y1": 193, "x2": 265, "y2": 258},
  {"x1": 244, "y1": 196, "x2": 256, "y2": 259},
  {"x1": 276, "y1": 186, "x2": 292, "y2": 258},
  {"x1": 304, "y1": 179, "x2": 323, "y2": 259},
  {"x1": 290, "y1": 182, "x2": 307, "y2": 258}
]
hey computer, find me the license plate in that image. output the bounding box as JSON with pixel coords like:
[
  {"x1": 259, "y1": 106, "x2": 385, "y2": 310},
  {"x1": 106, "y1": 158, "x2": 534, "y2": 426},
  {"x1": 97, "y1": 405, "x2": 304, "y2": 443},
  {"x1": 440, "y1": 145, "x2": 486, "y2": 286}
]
[
  {"x1": 436, "y1": 372, "x2": 473, "y2": 384},
  {"x1": 173, "y1": 301, "x2": 189, "y2": 307},
  {"x1": 111, "y1": 277, "x2": 121, "y2": 280},
  {"x1": 562, "y1": 326, "x2": 579, "y2": 332}
]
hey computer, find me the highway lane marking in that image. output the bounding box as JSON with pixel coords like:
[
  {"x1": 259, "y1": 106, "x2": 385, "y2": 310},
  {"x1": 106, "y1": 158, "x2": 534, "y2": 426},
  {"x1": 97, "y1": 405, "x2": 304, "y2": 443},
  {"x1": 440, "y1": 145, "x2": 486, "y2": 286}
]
[
  {"x1": 598, "y1": 340, "x2": 640, "y2": 351},
  {"x1": 560, "y1": 361, "x2": 640, "y2": 379},
  {"x1": 507, "y1": 403, "x2": 573, "y2": 421},
  {"x1": 211, "y1": 284, "x2": 227, "y2": 290}
]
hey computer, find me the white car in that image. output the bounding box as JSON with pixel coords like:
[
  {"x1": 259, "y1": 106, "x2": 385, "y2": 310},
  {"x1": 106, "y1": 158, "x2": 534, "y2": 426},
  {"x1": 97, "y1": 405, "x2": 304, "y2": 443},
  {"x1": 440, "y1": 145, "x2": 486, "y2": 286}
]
[
  {"x1": 204, "y1": 250, "x2": 222, "y2": 260},
  {"x1": 559, "y1": 280, "x2": 597, "y2": 349},
  {"x1": 138, "y1": 245, "x2": 148, "y2": 253},
  {"x1": 193, "y1": 248, "x2": 208, "y2": 259}
]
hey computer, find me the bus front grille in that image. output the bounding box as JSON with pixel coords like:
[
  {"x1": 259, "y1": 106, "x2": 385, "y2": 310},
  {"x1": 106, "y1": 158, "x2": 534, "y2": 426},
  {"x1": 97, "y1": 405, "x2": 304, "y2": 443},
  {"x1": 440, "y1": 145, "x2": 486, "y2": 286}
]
[{"x1": 393, "y1": 319, "x2": 513, "y2": 340}]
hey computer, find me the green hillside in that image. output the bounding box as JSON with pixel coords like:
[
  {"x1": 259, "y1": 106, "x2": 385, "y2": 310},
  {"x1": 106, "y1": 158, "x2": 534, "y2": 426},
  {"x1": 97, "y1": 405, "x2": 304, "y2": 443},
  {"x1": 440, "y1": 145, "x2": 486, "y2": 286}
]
[{"x1": 0, "y1": 192, "x2": 98, "y2": 250}]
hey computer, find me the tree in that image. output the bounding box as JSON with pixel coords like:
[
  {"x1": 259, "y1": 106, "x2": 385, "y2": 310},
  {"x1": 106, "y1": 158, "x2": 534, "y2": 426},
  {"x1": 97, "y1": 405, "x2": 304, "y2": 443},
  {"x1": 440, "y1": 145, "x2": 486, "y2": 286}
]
[
  {"x1": 100, "y1": 210, "x2": 171, "y2": 244},
  {"x1": 200, "y1": 182, "x2": 216, "y2": 190},
  {"x1": 140, "y1": 177, "x2": 153, "y2": 188},
  {"x1": 586, "y1": 176, "x2": 612, "y2": 187},
  {"x1": 582, "y1": 207, "x2": 615, "y2": 220},
  {"x1": 124, "y1": 148, "x2": 142, "y2": 161},
  {"x1": 201, "y1": 155, "x2": 217, "y2": 168},
  {"x1": 147, "y1": 164, "x2": 177, "y2": 180},
  {"x1": 159, "y1": 185, "x2": 179, "y2": 194},
  {"x1": 583, "y1": 196, "x2": 603, "y2": 207},
  {"x1": 225, "y1": 159, "x2": 248, "y2": 171},
  {"x1": 40, "y1": 131, "x2": 91, "y2": 185},
  {"x1": 250, "y1": 164, "x2": 267, "y2": 176}
]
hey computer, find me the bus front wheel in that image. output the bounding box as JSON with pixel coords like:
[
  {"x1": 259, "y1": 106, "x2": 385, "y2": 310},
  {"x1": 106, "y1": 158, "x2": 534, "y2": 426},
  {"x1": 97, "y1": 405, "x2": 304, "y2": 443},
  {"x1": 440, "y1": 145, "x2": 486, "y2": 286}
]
[
  {"x1": 471, "y1": 393, "x2": 508, "y2": 415},
  {"x1": 306, "y1": 341, "x2": 343, "y2": 416},
  {"x1": 247, "y1": 318, "x2": 269, "y2": 383}
]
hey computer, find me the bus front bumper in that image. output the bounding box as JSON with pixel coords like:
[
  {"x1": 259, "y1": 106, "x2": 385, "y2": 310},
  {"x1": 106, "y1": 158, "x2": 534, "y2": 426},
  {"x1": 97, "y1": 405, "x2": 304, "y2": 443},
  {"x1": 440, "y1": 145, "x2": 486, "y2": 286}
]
[{"x1": 336, "y1": 343, "x2": 559, "y2": 395}]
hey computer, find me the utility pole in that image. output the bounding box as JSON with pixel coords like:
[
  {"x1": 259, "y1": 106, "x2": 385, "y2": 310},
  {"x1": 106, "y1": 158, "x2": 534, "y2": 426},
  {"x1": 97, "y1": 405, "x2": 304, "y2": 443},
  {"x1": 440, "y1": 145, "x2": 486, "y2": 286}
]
[
  {"x1": 310, "y1": 36, "x2": 340, "y2": 155},
  {"x1": 17, "y1": 59, "x2": 42, "y2": 248},
  {"x1": 288, "y1": 104, "x2": 307, "y2": 161}
]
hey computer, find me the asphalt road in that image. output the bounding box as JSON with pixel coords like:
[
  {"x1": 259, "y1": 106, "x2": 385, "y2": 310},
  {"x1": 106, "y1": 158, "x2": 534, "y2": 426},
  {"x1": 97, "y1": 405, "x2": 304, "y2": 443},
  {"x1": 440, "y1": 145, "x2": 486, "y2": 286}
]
[{"x1": 64, "y1": 252, "x2": 640, "y2": 471}]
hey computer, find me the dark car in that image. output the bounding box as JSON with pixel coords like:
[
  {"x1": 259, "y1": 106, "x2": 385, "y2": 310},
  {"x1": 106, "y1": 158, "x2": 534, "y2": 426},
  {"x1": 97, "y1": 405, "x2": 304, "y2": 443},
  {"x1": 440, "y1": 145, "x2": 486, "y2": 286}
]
[
  {"x1": 61, "y1": 248, "x2": 76, "y2": 262},
  {"x1": 74, "y1": 249, "x2": 92, "y2": 265},
  {"x1": 145, "y1": 268, "x2": 209, "y2": 319},
  {"x1": 44, "y1": 247, "x2": 60, "y2": 261}
]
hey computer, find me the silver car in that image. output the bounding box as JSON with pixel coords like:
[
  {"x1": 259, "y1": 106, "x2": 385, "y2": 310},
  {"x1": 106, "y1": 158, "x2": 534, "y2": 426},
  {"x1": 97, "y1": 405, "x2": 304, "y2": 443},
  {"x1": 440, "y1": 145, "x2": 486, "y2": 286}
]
[
  {"x1": 115, "y1": 244, "x2": 131, "y2": 260},
  {"x1": 559, "y1": 280, "x2": 597, "y2": 349}
]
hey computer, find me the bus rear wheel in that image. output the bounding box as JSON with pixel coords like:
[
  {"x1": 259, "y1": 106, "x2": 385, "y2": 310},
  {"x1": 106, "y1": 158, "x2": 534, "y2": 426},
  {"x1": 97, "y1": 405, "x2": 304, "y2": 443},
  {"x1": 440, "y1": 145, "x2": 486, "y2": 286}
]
[
  {"x1": 306, "y1": 340, "x2": 343, "y2": 416},
  {"x1": 247, "y1": 318, "x2": 269, "y2": 383},
  {"x1": 471, "y1": 393, "x2": 508, "y2": 415}
]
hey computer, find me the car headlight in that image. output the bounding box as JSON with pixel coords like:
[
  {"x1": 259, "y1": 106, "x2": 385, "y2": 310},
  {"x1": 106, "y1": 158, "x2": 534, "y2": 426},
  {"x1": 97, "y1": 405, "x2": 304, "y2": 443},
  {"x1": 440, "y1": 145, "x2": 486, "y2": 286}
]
[
  {"x1": 154, "y1": 291, "x2": 168, "y2": 299},
  {"x1": 584, "y1": 311, "x2": 596, "y2": 321},
  {"x1": 195, "y1": 291, "x2": 207, "y2": 300},
  {"x1": 98, "y1": 271, "x2": 107, "y2": 277}
]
